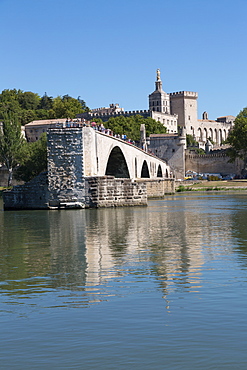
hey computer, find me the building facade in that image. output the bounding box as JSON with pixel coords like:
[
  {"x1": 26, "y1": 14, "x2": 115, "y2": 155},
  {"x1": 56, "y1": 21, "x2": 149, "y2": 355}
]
[{"x1": 77, "y1": 69, "x2": 235, "y2": 144}]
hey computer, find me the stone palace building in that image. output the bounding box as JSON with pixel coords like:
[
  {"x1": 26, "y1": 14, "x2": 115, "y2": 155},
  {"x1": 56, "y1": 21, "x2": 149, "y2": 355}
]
[{"x1": 78, "y1": 69, "x2": 235, "y2": 146}]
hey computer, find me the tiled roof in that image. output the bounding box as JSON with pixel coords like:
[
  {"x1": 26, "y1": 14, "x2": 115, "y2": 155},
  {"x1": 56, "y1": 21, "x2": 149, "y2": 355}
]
[{"x1": 25, "y1": 119, "x2": 68, "y2": 126}]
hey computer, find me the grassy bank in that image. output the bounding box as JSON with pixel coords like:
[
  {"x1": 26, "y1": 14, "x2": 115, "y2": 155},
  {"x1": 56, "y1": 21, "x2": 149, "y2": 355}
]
[
  {"x1": 0, "y1": 186, "x2": 11, "y2": 196},
  {"x1": 176, "y1": 180, "x2": 247, "y2": 192}
]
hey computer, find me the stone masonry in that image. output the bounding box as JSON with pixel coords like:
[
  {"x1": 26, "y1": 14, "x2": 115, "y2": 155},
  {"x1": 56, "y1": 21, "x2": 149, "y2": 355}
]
[
  {"x1": 185, "y1": 152, "x2": 244, "y2": 176},
  {"x1": 47, "y1": 128, "x2": 85, "y2": 208},
  {"x1": 3, "y1": 172, "x2": 49, "y2": 210},
  {"x1": 85, "y1": 176, "x2": 147, "y2": 208}
]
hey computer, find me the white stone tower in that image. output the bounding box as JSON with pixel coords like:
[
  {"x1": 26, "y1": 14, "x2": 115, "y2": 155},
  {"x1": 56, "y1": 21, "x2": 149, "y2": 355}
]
[{"x1": 149, "y1": 69, "x2": 171, "y2": 114}]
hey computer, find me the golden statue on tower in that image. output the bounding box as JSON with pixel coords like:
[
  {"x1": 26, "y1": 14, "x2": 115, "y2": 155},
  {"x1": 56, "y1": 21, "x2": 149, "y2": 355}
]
[{"x1": 156, "y1": 68, "x2": 161, "y2": 81}]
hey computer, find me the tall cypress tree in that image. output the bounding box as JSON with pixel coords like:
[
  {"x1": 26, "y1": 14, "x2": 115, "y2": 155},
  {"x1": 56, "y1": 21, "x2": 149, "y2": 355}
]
[{"x1": 0, "y1": 113, "x2": 25, "y2": 186}]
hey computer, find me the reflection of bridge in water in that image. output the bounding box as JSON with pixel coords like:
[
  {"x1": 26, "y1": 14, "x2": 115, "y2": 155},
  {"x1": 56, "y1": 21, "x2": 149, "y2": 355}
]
[{"x1": 1, "y1": 196, "x2": 236, "y2": 309}]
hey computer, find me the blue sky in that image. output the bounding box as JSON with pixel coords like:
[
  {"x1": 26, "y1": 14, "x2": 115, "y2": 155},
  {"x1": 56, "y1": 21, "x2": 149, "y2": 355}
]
[{"x1": 0, "y1": 0, "x2": 246, "y2": 119}]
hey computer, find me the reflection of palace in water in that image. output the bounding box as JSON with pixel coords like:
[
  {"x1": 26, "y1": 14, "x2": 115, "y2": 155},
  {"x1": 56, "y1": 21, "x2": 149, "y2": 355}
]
[{"x1": 0, "y1": 195, "x2": 237, "y2": 304}]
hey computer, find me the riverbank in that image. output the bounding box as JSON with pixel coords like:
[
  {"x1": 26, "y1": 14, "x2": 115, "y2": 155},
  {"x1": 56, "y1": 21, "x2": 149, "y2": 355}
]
[
  {"x1": 0, "y1": 187, "x2": 10, "y2": 196},
  {"x1": 176, "y1": 179, "x2": 247, "y2": 192}
]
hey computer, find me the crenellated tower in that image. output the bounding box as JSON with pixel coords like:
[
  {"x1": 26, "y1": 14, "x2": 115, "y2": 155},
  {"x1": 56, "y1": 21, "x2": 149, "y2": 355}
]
[{"x1": 169, "y1": 91, "x2": 198, "y2": 134}]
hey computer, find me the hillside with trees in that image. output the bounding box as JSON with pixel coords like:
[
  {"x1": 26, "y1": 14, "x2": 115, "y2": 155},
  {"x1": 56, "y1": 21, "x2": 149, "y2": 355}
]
[
  {"x1": 0, "y1": 89, "x2": 90, "y2": 125},
  {"x1": 0, "y1": 89, "x2": 169, "y2": 184}
]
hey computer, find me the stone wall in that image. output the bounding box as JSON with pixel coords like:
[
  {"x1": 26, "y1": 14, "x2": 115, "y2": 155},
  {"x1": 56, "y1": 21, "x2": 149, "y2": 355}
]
[
  {"x1": 78, "y1": 109, "x2": 150, "y2": 122},
  {"x1": 148, "y1": 134, "x2": 186, "y2": 179},
  {"x1": 3, "y1": 172, "x2": 49, "y2": 210},
  {"x1": 186, "y1": 152, "x2": 244, "y2": 176},
  {"x1": 47, "y1": 128, "x2": 85, "y2": 207},
  {"x1": 3, "y1": 174, "x2": 176, "y2": 210},
  {"x1": 144, "y1": 179, "x2": 175, "y2": 197},
  {"x1": 85, "y1": 176, "x2": 147, "y2": 208}
]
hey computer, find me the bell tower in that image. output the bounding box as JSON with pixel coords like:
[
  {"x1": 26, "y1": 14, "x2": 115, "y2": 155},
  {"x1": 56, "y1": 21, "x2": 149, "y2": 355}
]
[{"x1": 149, "y1": 69, "x2": 170, "y2": 114}]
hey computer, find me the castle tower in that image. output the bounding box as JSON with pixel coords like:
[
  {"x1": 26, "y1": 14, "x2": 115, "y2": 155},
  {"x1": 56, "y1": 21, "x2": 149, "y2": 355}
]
[
  {"x1": 169, "y1": 91, "x2": 198, "y2": 136},
  {"x1": 149, "y1": 69, "x2": 170, "y2": 114}
]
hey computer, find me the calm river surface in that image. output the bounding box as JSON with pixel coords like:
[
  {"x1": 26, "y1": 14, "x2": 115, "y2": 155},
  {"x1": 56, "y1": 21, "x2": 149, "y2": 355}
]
[{"x1": 1, "y1": 193, "x2": 247, "y2": 369}]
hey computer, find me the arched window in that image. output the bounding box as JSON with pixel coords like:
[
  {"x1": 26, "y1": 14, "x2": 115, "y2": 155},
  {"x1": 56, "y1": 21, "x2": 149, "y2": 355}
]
[
  {"x1": 198, "y1": 128, "x2": 202, "y2": 141},
  {"x1": 209, "y1": 128, "x2": 213, "y2": 142}
]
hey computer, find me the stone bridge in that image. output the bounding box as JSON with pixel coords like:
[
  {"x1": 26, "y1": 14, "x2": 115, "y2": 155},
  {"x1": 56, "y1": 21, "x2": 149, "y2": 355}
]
[
  {"x1": 3, "y1": 126, "x2": 174, "y2": 210},
  {"x1": 46, "y1": 126, "x2": 173, "y2": 208},
  {"x1": 81, "y1": 127, "x2": 171, "y2": 179}
]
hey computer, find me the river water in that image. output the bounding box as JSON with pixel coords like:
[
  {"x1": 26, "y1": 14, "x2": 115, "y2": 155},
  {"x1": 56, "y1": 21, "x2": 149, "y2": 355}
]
[{"x1": 1, "y1": 193, "x2": 247, "y2": 369}]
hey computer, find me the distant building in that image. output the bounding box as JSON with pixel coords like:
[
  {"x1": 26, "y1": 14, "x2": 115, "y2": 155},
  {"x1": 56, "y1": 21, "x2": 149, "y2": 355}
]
[
  {"x1": 89, "y1": 103, "x2": 124, "y2": 115},
  {"x1": 25, "y1": 119, "x2": 67, "y2": 142},
  {"x1": 77, "y1": 69, "x2": 235, "y2": 143},
  {"x1": 77, "y1": 70, "x2": 179, "y2": 134},
  {"x1": 25, "y1": 118, "x2": 88, "y2": 142},
  {"x1": 148, "y1": 130, "x2": 187, "y2": 179}
]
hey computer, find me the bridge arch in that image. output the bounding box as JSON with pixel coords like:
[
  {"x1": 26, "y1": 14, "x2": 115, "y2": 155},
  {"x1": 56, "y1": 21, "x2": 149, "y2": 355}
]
[
  {"x1": 141, "y1": 160, "x2": 150, "y2": 178},
  {"x1": 105, "y1": 146, "x2": 130, "y2": 178},
  {"x1": 157, "y1": 164, "x2": 162, "y2": 177}
]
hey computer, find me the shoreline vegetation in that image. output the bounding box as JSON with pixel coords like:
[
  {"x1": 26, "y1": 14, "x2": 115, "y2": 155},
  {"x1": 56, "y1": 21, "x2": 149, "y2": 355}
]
[{"x1": 176, "y1": 180, "x2": 247, "y2": 192}]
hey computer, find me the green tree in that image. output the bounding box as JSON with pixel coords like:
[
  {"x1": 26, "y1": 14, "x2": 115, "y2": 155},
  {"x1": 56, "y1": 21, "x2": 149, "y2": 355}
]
[
  {"x1": 18, "y1": 91, "x2": 40, "y2": 110},
  {"x1": 0, "y1": 113, "x2": 25, "y2": 186},
  {"x1": 0, "y1": 89, "x2": 22, "y2": 119},
  {"x1": 77, "y1": 96, "x2": 90, "y2": 112},
  {"x1": 19, "y1": 109, "x2": 37, "y2": 125},
  {"x1": 38, "y1": 93, "x2": 53, "y2": 110},
  {"x1": 53, "y1": 95, "x2": 85, "y2": 118},
  {"x1": 226, "y1": 108, "x2": 247, "y2": 167},
  {"x1": 186, "y1": 134, "x2": 198, "y2": 147},
  {"x1": 35, "y1": 108, "x2": 55, "y2": 120},
  {"x1": 98, "y1": 115, "x2": 167, "y2": 141},
  {"x1": 0, "y1": 88, "x2": 90, "y2": 125},
  {"x1": 14, "y1": 133, "x2": 47, "y2": 183}
]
